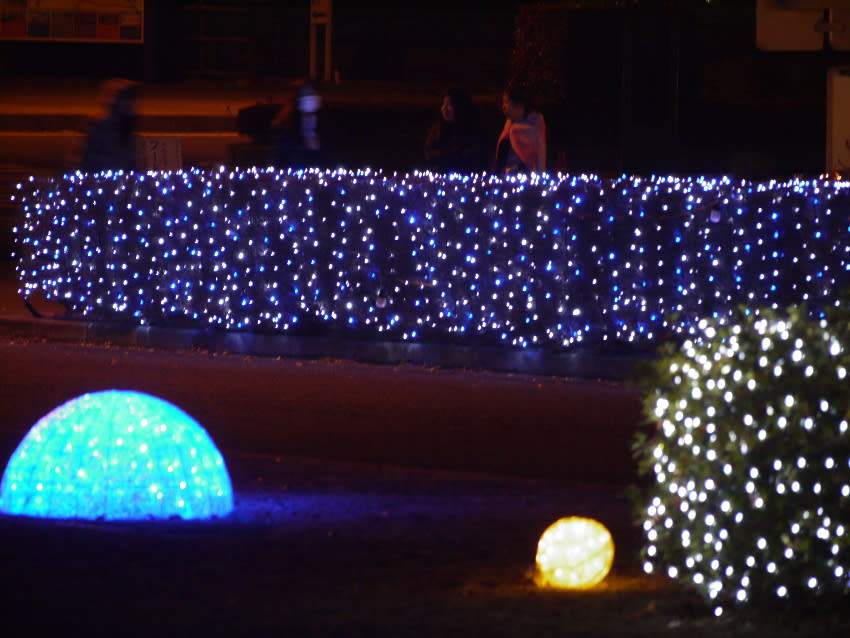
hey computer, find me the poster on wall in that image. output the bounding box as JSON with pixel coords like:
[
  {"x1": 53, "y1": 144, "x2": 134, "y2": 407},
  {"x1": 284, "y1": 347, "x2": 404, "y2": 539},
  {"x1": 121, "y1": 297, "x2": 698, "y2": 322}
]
[{"x1": 0, "y1": 0, "x2": 143, "y2": 43}]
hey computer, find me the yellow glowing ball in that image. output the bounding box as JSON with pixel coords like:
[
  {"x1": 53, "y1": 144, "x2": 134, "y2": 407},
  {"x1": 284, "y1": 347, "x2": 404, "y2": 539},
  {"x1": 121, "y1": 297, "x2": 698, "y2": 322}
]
[{"x1": 535, "y1": 517, "x2": 615, "y2": 589}]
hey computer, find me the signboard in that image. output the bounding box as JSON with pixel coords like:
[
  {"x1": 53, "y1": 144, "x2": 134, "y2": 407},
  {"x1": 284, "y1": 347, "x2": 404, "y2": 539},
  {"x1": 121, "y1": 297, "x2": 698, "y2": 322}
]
[{"x1": 0, "y1": 0, "x2": 143, "y2": 43}]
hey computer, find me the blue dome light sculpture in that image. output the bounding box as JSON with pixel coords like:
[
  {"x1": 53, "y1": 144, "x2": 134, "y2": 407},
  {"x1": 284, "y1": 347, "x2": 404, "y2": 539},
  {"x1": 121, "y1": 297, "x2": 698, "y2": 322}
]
[{"x1": 0, "y1": 390, "x2": 233, "y2": 520}]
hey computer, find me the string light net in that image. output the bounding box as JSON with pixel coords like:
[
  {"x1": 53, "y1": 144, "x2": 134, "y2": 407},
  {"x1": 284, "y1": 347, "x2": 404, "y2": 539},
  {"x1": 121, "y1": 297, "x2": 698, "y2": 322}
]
[
  {"x1": 14, "y1": 168, "x2": 850, "y2": 351},
  {"x1": 0, "y1": 390, "x2": 233, "y2": 521},
  {"x1": 535, "y1": 516, "x2": 615, "y2": 588}
]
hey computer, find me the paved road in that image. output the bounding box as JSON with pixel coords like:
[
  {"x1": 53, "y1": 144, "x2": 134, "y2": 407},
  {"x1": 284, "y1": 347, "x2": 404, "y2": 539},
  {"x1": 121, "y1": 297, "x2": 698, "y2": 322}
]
[
  {"x1": 0, "y1": 338, "x2": 647, "y2": 485},
  {"x1": 0, "y1": 334, "x2": 662, "y2": 637}
]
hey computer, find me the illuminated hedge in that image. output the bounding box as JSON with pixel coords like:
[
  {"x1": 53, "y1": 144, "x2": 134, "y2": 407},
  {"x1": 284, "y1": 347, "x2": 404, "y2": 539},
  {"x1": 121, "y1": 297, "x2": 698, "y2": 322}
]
[
  {"x1": 12, "y1": 167, "x2": 850, "y2": 350},
  {"x1": 635, "y1": 303, "x2": 850, "y2": 615}
]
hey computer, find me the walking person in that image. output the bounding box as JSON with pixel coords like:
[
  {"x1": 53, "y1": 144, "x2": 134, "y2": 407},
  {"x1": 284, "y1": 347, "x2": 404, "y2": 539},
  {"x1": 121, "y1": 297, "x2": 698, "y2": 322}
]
[
  {"x1": 272, "y1": 81, "x2": 327, "y2": 170},
  {"x1": 76, "y1": 78, "x2": 140, "y2": 173}
]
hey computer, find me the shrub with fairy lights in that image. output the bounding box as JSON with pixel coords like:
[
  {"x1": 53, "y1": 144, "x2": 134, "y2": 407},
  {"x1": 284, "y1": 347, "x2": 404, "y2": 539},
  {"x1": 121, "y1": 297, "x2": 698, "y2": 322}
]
[{"x1": 634, "y1": 301, "x2": 850, "y2": 616}]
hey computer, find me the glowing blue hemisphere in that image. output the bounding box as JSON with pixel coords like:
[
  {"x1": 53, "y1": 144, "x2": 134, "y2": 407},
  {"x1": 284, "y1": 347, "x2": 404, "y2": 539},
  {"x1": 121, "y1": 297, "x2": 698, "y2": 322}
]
[{"x1": 0, "y1": 390, "x2": 233, "y2": 520}]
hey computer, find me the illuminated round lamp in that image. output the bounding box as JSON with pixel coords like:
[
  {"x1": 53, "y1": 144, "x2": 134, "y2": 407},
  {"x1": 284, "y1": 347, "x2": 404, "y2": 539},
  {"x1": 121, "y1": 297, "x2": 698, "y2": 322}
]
[
  {"x1": 0, "y1": 390, "x2": 233, "y2": 521},
  {"x1": 535, "y1": 517, "x2": 615, "y2": 589}
]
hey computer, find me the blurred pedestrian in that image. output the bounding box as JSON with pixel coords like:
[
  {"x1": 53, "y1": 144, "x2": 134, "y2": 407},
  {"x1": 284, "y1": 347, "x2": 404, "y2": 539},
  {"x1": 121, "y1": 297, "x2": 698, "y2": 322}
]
[
  {"x1": 423, "y1": 87, "x2": 487, "y2": 174},
  {"x1": 76, "y1": 78, "x2": 140, "y2": 173},
  {"x1": 494, "y1": 85, "x2": 547, "y2": 175},
  {"x1": 272, "y1": 81, "x2": 327, "y2": 169}
]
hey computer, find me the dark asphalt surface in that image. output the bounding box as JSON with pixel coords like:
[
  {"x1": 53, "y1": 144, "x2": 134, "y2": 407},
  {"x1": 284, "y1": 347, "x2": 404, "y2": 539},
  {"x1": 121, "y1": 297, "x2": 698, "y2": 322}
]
[
  {"x1": 5, "y1": 337, "x2": 846, "y2": 638},
  {"x1": 0, "y1": 337, "x2": 646, "y2": 485},
  {"x1": 0, "y1": 324, "x2": 662, "y2": 638}
]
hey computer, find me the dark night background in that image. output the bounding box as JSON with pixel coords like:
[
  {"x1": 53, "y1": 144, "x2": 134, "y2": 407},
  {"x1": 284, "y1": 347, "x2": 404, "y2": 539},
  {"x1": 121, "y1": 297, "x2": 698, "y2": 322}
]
[{"x1": 2, "y1": 0, "x2": 850, "y2": 176}]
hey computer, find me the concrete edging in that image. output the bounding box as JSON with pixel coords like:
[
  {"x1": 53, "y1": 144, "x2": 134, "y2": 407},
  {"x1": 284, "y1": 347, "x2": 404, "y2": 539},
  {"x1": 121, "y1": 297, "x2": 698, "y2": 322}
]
[{"x1": 0, "y1": 315, "x2": 650, "y2": 380}]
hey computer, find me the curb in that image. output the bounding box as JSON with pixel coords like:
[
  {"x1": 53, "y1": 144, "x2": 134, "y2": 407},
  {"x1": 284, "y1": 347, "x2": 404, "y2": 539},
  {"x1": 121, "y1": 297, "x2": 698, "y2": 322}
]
[{"x1": 0, "y1": 314, "x2": 650, "y2": 381}]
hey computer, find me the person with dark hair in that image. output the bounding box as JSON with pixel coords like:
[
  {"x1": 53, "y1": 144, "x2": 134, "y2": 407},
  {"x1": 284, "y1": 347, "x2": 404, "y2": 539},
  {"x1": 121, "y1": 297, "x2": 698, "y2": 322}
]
[
  {"x1": 77, "y1": 78, "x2": 140, "y2": 173},
  {"x1": 272, "y1": 81, "x2": 327, "y2": 170},
  {"x1": 494, "y1": 85, "x2": 547, "y2": 175},
  {"x1": 423, "y1": 87, "x2": 487, "y2": 174}
]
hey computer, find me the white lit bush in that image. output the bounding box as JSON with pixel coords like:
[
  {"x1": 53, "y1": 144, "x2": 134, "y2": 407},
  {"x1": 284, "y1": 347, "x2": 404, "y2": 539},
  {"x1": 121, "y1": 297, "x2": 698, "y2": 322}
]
[{"x1": 635, "y1": 302, "x2": 850, "y2": 615}]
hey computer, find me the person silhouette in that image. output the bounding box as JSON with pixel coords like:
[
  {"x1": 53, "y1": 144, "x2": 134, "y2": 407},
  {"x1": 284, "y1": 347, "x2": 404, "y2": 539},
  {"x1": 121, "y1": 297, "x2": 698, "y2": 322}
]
[
  {"x1": 423, "y1": 87, "x2": 487, "y2": 174},
  {"x1": 78, "y1": 78, "x2": 140, "y2": 173},
  {"x1": 494, "y1": 85, "x2": 547, "y2": 175},
  {"x1": 272, "y1": 81, "x2": 327, "y2": 169}
]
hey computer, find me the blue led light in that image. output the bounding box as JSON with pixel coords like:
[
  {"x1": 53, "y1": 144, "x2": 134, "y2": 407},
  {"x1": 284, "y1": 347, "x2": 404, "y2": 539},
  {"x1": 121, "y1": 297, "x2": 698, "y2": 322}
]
[
  {"x1": 12, "y1": 168, "x2": 850, "y2": 351},
  {"x1": 0, "y1": 390, "x2": 233, "y2": 521}
]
